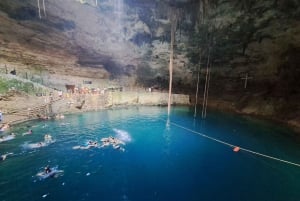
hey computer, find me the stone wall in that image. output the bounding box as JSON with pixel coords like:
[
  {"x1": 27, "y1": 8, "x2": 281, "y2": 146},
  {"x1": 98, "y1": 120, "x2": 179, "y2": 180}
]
[
  {"x1": 51, "y1": 91, "x2": 190, "y2": 114},
  {"x1": 108, "y1": 91, "x2": 190, "y2": 106}
]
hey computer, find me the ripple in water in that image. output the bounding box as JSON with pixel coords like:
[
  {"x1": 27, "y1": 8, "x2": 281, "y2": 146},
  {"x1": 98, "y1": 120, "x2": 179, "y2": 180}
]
[{"x1": 113, "y1": 128, "x2": 132, "y2": 142}]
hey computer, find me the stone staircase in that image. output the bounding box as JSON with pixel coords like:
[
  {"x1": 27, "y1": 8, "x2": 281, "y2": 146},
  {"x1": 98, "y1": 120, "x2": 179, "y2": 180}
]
[{"x1": 5, "y1": 98, "x2": 62, "y2": 124}]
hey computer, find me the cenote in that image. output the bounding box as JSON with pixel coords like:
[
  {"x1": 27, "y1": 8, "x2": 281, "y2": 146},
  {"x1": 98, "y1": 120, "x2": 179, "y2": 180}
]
[{"x1": 0, "y1": 106, "x2": 300, "y2": 201}]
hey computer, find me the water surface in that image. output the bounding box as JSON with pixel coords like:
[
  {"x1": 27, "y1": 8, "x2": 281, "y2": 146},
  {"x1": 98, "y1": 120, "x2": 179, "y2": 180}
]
[{"x1": 0, "y1": 106, "x2": 299, "y2": 201}]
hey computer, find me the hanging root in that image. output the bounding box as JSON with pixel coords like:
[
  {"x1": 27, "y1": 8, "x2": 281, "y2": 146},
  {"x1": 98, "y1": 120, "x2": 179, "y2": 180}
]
[
  {"x1": 37, "y1": 0, "x2": 41, "y2": 19},
  {"x1": 42, "y1": 0, "x2": 46, "y2": 17}
]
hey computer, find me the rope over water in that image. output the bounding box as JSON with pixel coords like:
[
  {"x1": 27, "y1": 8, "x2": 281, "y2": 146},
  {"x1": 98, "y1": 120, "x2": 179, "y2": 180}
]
[{"x1": 164, "y1": 119, "x2": 300, "y2": 168}]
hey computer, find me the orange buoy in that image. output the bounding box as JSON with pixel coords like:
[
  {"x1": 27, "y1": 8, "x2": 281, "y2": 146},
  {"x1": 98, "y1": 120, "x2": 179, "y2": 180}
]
[{"x1": 233, "y1": 146, "x2": 240, "y2": 152}]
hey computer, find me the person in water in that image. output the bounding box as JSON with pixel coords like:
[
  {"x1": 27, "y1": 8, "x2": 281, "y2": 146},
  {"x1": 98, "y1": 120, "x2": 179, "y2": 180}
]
[
  {"x1": 44, "y1": 165, "x2": 52, "y2": 174},
  {"x1": 0, "y1": 153, "x2": 13, "y2": 161},
  {"x1": 88, "y1": 141, "x2": 98, "y2": 146},
  {"x1": 44, "y1": 134, "x2": 52, "y2": 142},
  {"x1": 0, "y1": 123, "x2": 10, "y2": 131}
]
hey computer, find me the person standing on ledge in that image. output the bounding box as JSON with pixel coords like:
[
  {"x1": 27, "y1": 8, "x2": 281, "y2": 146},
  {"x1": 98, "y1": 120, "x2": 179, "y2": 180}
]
[{"x1": 0, "y1": 111, "x2": 3, "y2": 122}]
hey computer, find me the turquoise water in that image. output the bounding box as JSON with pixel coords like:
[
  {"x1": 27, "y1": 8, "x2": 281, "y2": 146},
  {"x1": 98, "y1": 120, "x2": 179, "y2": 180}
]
[{"x1": 0, "y1": 106, "x2": 300, "y2": 201}]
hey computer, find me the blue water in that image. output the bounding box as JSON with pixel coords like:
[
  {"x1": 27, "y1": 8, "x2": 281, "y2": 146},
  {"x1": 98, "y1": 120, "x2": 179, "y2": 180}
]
[{"x1": 0, "y1": 106, "x2": 300, "y2": 201}]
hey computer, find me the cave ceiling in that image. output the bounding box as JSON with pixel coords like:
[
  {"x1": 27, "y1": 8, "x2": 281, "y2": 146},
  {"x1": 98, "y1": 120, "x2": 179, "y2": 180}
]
[{"x1": 0, "y1": 0, "x2": 299, "y2": 87}]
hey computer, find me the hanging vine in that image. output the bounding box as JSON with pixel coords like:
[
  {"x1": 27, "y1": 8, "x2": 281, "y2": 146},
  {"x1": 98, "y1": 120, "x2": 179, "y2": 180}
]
[
  {"x1": 193, "y1": 54, "x2": 201, "y2": 118},
  {"x1": 37, "y1": 0, "x2": 41, "y2": 19},
  {"x1": 187, "y1": 0, "x2": 217, "y2": 118},
  {"x1": 167, "y1": 7, "x2": 180, "y2": 116},
  {"x1": 37, "y1": 0, "x2": 46, "y2": 19},
  {"x1": 42, "y1": 0, "x2": 46, "y2": 17}
]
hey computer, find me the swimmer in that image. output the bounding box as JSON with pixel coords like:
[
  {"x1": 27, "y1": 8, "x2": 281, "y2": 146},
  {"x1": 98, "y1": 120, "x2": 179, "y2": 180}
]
[
  {"x1": 100, "y1": 141, "x2": 110, "y2": 147},
  {"x1": 100, "y1": 136, "x2": 125, "y2": 151},
  {"x1": 73, "y1": 140, "x2": 98, "y2": 150},
  {"x1": 101, "y1": 137, "x2": 109, "y2": 142},
  {"x1": 0, "y1": 123, "x2": 10, "y2": 132},
  {"x1": 113, "y1": 144, "x2": 120, "y2": 149},
  {"x1": 88, "y1": 141, "x2": 98, "y2": 147},
  {"x1": 89, "y1": 141, "x2": 97, "y2": 145},
  {"x1": 73, "y1": 145, "x2": 92, "y2": 150},
  {"x1": 44, "y1": 134, "x2": 52, "y2": 142},
  {"x1": 0, "y1": 134, "x2": 16, "y2": 142},
  {"x1": 22, "y1": 129, "x2": 32, "y2": 136},
  {"x1": 0, "y1": 152, "x2": 13, "y2": 161},
  {"x1": 37, "y1": 166, "x2": 64, "y2": 180},
  {"x1": 44, "y1": 165, "x2": 52, "y2": 174}
]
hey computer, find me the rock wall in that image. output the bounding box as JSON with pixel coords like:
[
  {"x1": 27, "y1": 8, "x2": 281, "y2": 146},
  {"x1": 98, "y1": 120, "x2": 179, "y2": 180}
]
[
  {"x1": 0, "y1": 0, "x2": 299, "y2": 130},
  {"x1": 52, "y1": 91, "x2": 190, "y2": 114}
]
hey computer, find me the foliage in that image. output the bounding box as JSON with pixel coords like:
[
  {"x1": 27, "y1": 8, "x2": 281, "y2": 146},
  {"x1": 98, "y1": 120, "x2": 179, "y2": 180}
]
[
  {"x1": 0, "y1": 79, "x2": 9, "y2": 94},
  {"x1": 0, "y1": 78, "x2": 40, "y2": 95},
  {"x1": 186, "y1": 0, "x2": 296, "y2": 68},
  {"x1": 186, "y1": 1, "x2": 272, "y2": 67}
]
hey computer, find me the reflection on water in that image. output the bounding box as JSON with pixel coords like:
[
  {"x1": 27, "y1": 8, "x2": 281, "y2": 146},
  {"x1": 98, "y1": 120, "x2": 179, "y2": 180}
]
[
  {"x1": 0, "y1": 106, "x2": 299, "y2": 201},
  {"x1": 163, "y1": 118, "x2": 171, "y2": 155}
]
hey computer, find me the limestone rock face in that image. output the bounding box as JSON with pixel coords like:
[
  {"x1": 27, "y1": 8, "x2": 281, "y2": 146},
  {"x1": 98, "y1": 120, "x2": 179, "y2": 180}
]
[{"x1": 0, "y1": 0, "x2": 299, "y2": 125}]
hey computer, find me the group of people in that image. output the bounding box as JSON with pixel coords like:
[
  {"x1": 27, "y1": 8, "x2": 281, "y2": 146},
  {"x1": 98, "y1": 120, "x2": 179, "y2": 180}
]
[
  {"x1": 100, "y1": 136, "x2": 125, "y2": 151},
  {"x1": 72, "y1": 136, "x2": 126, "y2": 151}
]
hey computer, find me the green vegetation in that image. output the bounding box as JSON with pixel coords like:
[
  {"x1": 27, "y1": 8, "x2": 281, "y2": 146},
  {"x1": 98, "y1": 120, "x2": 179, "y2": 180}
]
[{"x1": 0, "y1": 77, "x2": 44, "y2": 95}]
